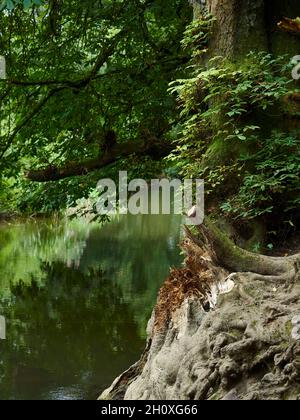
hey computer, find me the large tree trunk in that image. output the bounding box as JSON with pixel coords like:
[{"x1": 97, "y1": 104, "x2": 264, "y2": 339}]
[
  {"x1": 206, "y1": 0, "x2": 268, "y2": 57},
  {"x1": 205, "y1": 0, "x2": 299, "y2": 58},
  {"x1": 194, "y1": 0, "x2": 300, "y2": 245}
]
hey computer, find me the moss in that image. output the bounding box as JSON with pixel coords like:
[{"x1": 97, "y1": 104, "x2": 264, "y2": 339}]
[
  {"x1": 206, "y1": 217, "x2": 263, "y2": 271},
  {"x1": 203, "y1": 138, "x2": 249, "y2": 168},
  {"x1": 244, "y1": 220, "x2": 266, "y2": 252},
  {"x1": 286, "y1": 320, "x2": 293, "y2": 336},
  {"x1": 208, "y1": 391, "x2": 223, "y2": 401},
  {"x1": 228, "y1": 329, "x2": 244, "y2": 341}
]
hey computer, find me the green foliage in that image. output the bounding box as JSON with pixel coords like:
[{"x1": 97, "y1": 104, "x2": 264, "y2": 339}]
[
  {"x1": 168, "y1": 50, "x2": 300, "y2": 226},
  {"x1": 181, "y1": 12, "x2": 215, "y2": 58},
  {"x1": 0, "y1": 0, "x2": 42, "y2": 10},
  {"x1": 1, "y1": 2, "x2": 299, "y2": 233},
  {"x1": 170, "y1": 53, "x2": 292, "y2": 147},
  {"x1": 221, "y1": 131, "x2": 300, "y2": 219},
  {"x1": 0, "y1": 0, "x2": 191, "y2": 213}
]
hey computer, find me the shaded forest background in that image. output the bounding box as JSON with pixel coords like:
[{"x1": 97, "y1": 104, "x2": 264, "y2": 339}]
[{"x1": 0, "y1": 0, "x2": 299, "y2": 251}]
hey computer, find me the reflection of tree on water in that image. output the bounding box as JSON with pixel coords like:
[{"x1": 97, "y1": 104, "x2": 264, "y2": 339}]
[
  {"x1": 0, "y1": 219, "x2": 93, "y2": 294},
  {"x1": 79, "y1": 213, "x2": 182, "y2": 335},
  {"x1": 0, "y1": 215, "x2": 182, "y2": 335},
  {"x1": 0, "y1": 214, "x2": 182, "y2": 400},
  {"x1": 0, "y1": 264, "x2": 144, "y2": 400}
]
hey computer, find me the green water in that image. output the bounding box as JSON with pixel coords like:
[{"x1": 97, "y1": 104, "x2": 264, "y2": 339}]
[{"x1": 0, "y1": 214, "x2": 182, "y2": 400}]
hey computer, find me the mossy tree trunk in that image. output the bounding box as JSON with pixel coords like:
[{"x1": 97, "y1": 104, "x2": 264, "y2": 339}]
[
  {"x1": 192, "y1": 0, "x2": 300, "y2": 248},
  {"x1": 203, "y1": 0, "x2": 299, "y2": 58}
]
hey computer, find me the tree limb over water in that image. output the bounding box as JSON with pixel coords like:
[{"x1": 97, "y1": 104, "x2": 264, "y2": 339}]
[{"x1": 26, "y1": 138, "x2": 172, "y2": 182}]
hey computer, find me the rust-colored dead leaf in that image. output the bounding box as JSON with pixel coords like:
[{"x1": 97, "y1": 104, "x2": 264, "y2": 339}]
[{"x1": 278, "y1": 17, "x2": 300, "y2": 34}]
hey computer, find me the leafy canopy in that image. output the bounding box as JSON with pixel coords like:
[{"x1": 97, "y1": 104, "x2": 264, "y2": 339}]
[{"x1": 0, "y1": 0, "x2": 190, "y2": 213}]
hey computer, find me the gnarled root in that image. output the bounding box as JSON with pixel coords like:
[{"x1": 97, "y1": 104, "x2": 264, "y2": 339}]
[
  {"x1": 100, "y1": 221, "x2": 300, "y2": 401},
  {"x1": 186, "y1": 219, "x2": 300, "y2": 282}
]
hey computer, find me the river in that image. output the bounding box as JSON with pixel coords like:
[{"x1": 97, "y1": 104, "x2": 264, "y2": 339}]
[{"x1": 0, "y1": 213, "x2": 182, "y2": 400}]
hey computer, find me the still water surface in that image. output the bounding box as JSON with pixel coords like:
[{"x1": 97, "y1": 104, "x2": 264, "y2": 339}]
[{"x1": 0, "y1": 213, "x2": 182, "y2": 400}]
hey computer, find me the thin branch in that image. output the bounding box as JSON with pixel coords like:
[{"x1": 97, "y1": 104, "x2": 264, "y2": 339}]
[
  {"x1": 0, "y1": 31, "x2": 125, "y2": 158},
  {"x1": 0, "y1": 86, "x2": 66, "y2": 159}
]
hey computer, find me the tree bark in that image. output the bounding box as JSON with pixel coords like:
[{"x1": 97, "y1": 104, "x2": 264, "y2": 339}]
[
  {"x1": 100, "y1": 222, "x2": 300, "y2": 400},
  {"x1": 207, "y1": 0, "x2": 268, "y2": 58},
  {"x1": 204, "y1": 0, "x2": 300, "y2": 58},
  {"x1": 26, "y1": 139, "x2": 172, "y2": 182}
]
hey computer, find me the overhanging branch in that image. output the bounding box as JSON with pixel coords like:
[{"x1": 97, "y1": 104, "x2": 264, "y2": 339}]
[
  {"x1": 0, "y1": 32, "x2": 124, "y2": 159},
  {"x1": 26, "y1": 139, "x2": 172, "y2": 182}
]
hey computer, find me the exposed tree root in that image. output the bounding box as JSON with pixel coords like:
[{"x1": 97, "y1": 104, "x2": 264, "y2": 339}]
[
  {"x1": 191, "y1": 219, "x2": 300, "y2": 278},
  {"x1": 100, "y1": 221, "x2": 300, "y2": 401}
]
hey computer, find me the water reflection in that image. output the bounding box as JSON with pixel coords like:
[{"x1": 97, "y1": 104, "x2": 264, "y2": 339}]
[{"x1": 0, "y1": 213, "x2": 182, "y2": 400}]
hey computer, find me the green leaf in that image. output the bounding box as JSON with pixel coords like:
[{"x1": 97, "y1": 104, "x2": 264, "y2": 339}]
[
  {"x1": 23, "y1": 0, "x2": 32, "y2": 9},
  {"x1": 6, "y1": 0, "x2": 14, "y2": 10}
]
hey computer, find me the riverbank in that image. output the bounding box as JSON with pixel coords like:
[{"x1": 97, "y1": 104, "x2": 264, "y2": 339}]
[
  {"x1": 0, "y1": 212, "x2": 18, "y2": 221},
  {"x1": 101, "y1": 225, "x2": 300, "y2": 401}
]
